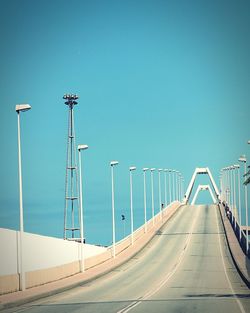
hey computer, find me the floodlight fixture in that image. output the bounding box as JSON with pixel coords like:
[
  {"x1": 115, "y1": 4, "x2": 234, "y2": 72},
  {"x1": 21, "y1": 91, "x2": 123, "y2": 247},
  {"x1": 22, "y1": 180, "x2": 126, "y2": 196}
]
[
  {"x1": 143, "y1": 167, "x2": 149, "y2": 171},
  {"x1": 150, "y1": 168, "x2": 156, "y2": 171},
  {"x1": 63, "y1": 94, "x2": 79, "y2": 107}
]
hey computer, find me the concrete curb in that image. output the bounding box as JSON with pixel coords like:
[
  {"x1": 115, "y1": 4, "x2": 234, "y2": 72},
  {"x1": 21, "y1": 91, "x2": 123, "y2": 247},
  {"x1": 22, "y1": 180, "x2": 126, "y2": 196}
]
[
  {"x1": 0, "y1": 203, "x2": 183, "y2": 311},
  {"x1": 218, "y1": 204, "x2": 250, "y2": 288}
]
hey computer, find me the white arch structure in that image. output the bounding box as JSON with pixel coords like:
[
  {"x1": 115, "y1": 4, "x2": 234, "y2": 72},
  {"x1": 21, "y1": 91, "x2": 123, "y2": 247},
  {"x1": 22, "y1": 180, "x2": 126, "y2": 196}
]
[
  {"x1": 184, "y1": 167, "x2": 220, "y2": 204},
  {"x1": 191, "y1": 184, "x2": 217, "y2": 205}
]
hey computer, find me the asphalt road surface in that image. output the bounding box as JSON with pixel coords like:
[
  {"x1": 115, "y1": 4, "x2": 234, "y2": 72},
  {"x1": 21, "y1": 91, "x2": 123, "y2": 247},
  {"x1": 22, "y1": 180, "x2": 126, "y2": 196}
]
[{"x1": 5, "y1": 205, "x2": 250, "y2": 313}]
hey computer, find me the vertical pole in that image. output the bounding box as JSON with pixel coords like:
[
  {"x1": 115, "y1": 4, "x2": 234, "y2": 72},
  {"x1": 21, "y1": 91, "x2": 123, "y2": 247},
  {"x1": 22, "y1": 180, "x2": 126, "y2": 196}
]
[
  {"x1": 179, "y1": 174, "x2": 181, "y2": 201},
  {"x1": 158, "y1": 170, "x2": 162, "y2": 220},
  {"x1": 78, "y1": 149, "x2": 84, "y2": 272},
  {"x1": 230, "y1": 167, "x2": 234, "y2": 212},
  {"x1": 172, "y1": 171, "x2": 175, "y2": 201},
  {"x1": 169, "y1": 170, "x2": 172, "y2": 204},
  {"x1": 164, "y1": 170, "x2": 167, "y2": 207},
  {"x1": 130, "y1": 170, "x2": 134, "y2": 245},
  {"x1": 143, "y1": 170, "x2": 147, "y2": 232},
  {"x1": 151, "y1": 170, "x2": 155, "y2": 226},
  {"x1": 17, "y1": 112, "x2": 25, "y2": 291},
  {"x1": 244, "y1": 162, "x2": 249, "y2": 254},
  {"x1": 111, "y1": 166, "x2": 116, "y2": 257},
  {"x1": 238, "y1": 167, "x2": 242, "y2": 241},
  {"x1": 175, "y1": 171, "x2": 178, "y2": 201},
  {"x1": 233, "y1": 167, "x2": 236, "y2": 230}
]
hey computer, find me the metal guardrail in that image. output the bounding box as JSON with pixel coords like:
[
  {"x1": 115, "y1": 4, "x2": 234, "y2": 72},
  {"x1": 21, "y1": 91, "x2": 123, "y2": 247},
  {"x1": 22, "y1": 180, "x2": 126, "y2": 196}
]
[{"x1": 222, "y1": 202, "x2": 250, "y2": 258}]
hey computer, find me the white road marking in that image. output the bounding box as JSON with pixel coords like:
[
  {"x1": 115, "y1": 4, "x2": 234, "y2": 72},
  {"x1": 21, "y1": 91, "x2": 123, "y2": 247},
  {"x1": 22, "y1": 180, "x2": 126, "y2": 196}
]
[{"x1": 117, "y1": 205, "x2": 201, "y2": 313}]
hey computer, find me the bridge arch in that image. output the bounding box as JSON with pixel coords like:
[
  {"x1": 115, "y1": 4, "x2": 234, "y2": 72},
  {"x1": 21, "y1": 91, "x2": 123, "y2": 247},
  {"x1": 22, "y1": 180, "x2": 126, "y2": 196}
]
[
  {"x1": 191, "y1": 184, "x2": 217, "y2": 205},
  {"x1": 184, "y1": 167, "x2": 220, "y2": 204}
]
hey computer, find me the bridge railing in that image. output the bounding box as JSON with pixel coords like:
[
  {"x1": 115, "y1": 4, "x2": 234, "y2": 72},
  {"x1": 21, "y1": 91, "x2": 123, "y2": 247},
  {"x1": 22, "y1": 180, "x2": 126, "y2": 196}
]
[{"x1": 222, "y1": 202, "x2": 249, "y2": 258}]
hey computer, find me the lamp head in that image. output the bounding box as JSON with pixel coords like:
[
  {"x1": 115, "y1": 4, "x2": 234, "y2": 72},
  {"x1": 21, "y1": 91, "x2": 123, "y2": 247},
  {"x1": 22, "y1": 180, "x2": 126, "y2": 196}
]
[
  {"x1": 110, "y1": 161, "x2": 119, "y2": 166},
  {"x1": 129, "y1": 166, "x2": 136, "y2": 171},
  {"x1": 150, "y1": 168, "x2": 156, "y2": 171},
  {"x1": 78, "y1": 144, "x2": 88, "y2": 151},
  {"x1": 143, "y1": 167, "x2": 149, "y2": 171},
  {"x1": 16, "y1": 104, "x2": 31, "y2": 113},
  {"x1": 239, "y1": 155, "x2": 246, "y2": 163}
]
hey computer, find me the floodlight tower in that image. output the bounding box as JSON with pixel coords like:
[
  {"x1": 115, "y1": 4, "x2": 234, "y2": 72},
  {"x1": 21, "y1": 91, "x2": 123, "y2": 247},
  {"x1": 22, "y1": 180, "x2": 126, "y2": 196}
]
[{"x1": 63, "y1": 94, "x2": 80, "y2": 241}]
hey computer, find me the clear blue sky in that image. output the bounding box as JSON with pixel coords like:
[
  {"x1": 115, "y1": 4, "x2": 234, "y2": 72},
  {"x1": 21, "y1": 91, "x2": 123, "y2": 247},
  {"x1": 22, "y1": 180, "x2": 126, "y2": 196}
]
[{"x1": 0, "y1": 0, "x2": 249, "y2": 245}]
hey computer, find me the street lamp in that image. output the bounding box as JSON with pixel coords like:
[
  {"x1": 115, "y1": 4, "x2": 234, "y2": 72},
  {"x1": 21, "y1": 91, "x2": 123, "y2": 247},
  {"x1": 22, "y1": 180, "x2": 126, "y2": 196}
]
[
  {"x1": 232, "y1": 165, "x2": 237, "y2": 230},
  {"x1": 150, "y1": 168, "x2": 156, "y2": 226},
  {"x1": 178, "y1": 172, "x2": 182, "y2": 201},
  {"x1": 129, "y1": 166, "x2": 136, "y2": 245},
  {"x1": 78, "y1": 144, "x2": 88, "y2": 272},
  {"x1": 175, "y1": 171, "x2": 179, "y2": 201},
  {"x1": 221, "y1": 167, "x2": 226, "y2": 201},
  {"x1": 239, "y1": 155, "x2": 248, "y2": 254},
  {"x1": 16, "y1": 104, "x2": 31, "y2": 291},
  {"x1": 143, "y1": 168, "x2": 149, "y2": 232},
  {"x1": 181, "y1": 177, "x2": 184, "y2": 201},
  {"x1": 110, "y1": 160, "x2": 119, "y2": 258},
  {"x1": 226, "y1": 167, "x2": 231, "y2": 206},
  {"x1": 172, "y1": 170, "x2": 176, "y2": 201},
  {"x1": 164, "y1": 169, "x2": 168, "y2": 207},
  {"x1": 158, "y1": 169, "x2": 163, "y2": 220},
  {"x1": 234, "y1": 164, "x2": 242, "y2": 240},
  {"x1": 168, "y1": 169, "x2": 172, "y2": 204},
  {"x1": 229, "y1": 166, "x2": 234, "y2": 210}
]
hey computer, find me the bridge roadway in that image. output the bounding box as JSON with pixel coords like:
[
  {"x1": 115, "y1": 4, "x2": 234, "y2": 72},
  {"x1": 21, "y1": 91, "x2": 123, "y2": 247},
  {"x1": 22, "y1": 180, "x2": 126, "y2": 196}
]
[{"x1": 6, "y1": 205, "x2": 250, "y2": 313}]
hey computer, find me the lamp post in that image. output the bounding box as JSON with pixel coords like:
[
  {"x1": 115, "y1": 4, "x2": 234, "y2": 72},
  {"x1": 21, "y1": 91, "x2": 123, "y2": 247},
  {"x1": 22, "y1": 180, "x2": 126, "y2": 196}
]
[
  {"x1": 178, "y1": 172, "x2": 182, "y2": 201},
  {"x1": 168, "y1": 169, "x2": 172, "y2": 204},
  {"x1": 229, "y1": 166, "x2": 233, "y2": 210},
  {"x1": 129, "y1": 166, "x2": 136, "y2": 245},
  {"x1": 182, "y1": 176, "x2": 184, "y2": 201},
  {"x1": 158, "y1": 169, "x2": 163, "y2": 220},
  {"x1": 235, "y1": 164, "x2": 241, "y2": 240},
  {"x1": 172, "y1": 170, "x2": 176, "y2": 201},
  {"x1": 78, "y1": 144, "x2": 88, "y2": 272},
  {"x1": 164, "y1": 169, "x2": 167, "y2": 207},
  {"x1": 143, "y1": 168, "x2": 149, "y2": 232},
  {"x1": 221, "y1": 168, "x2": 226, "y2": 202},
  {"x1": 239, "y1": 155, "x2": 248, "y2": 254},
  {"x1": 110, "y1": 161, "x2": 119, "y2": 258},
  {"x1": 150, "y1": 168, "x2": 156, "y2": 226},
  {"x1": 226, "y1": 167, "x2": 230, "y2": 206},
  {"x1": 175, "y1": 170, "x2": 179, "y2": 201},
  {"x1": 232, "y1": 165, "x2": 237, "y2": 230},
  {"x1": 16, "y1": 104, "x2": 31, "y2": 291}
]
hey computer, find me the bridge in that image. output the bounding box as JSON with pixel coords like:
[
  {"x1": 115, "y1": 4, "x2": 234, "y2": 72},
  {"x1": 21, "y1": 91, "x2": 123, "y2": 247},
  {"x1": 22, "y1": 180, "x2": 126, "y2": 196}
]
[{"x1": 0, "y1": 168, "x2": 249, "y2": 313}]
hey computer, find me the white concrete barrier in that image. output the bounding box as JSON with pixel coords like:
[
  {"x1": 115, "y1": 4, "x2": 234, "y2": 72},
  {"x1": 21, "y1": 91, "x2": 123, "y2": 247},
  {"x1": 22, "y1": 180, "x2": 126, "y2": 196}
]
[{"x1": 0, "y1": 201, "x2": 181, "y2": 295}]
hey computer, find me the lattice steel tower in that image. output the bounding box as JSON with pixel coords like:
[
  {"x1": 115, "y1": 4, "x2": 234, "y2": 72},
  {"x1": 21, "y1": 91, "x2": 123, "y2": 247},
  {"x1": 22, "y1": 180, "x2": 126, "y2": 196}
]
[{"x1": 63, "y1": 94, "x2": 80, "y2": 241}]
